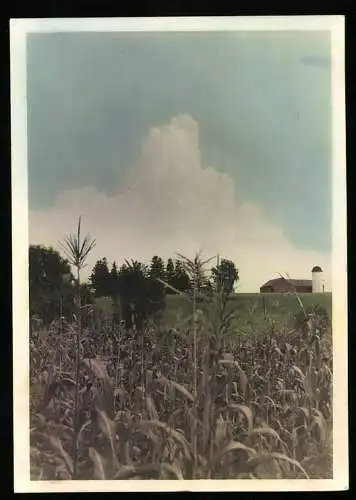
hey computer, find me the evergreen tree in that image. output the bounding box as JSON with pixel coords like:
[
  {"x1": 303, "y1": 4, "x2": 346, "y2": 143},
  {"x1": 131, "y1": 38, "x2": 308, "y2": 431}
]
[
  {"x1": 117, "y1": 258, "x2": 167, "y2": 329},
  {"x1": 89, "y1": 257, "x2": 111, "y2": 297},
  {"x1": 166, "y1": 258, "x2": 176, "y2": 294},
  {"x1": 173, "y1": 259, "x2": 191, "y2": 293},
  {"x1": 149, "y1": 255, "x2": 165, "y2": 280},
  {"x1": 109, "y1": 261, "x2": 119, "y2": 299},
  {"x1": 117, "y1": 260, "x2": 149, "y2": 329},
  {"x1": 148, "y1": 255, "x2": 166, "y2": 313}
]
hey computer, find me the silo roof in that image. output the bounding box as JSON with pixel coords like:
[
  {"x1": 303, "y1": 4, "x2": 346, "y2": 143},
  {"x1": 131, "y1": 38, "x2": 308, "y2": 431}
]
[{"x1": 311, "y1": 265, "x2": 323, "y2": 272}]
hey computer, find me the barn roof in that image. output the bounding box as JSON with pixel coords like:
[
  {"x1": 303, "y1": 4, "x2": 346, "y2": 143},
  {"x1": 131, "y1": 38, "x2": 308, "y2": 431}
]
[{"x1": 260, "y1": 277, "x2": 312, "y2": 288}]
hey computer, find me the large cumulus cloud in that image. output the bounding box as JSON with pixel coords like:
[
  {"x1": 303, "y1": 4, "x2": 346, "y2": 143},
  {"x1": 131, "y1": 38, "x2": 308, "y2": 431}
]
[{"x1": 29, "y1": 115, "x2": 331, "y2": 291}]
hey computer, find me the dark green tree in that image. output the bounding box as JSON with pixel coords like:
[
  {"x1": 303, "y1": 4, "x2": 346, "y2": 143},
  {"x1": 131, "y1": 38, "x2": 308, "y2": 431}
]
[
  {"x1": 166, "y1": 258, "x2": 176, "y2": 294},
  {"x1": 109, "y1": 261, "x2": 121, "y2": 324},
  {"x1": 89, "y1": 258, "x2": 111, "y2": 297},
  {"x1": 173, "y1": 259, "x2": 191, "y2": 293},
  {"x1": 117, "y1": 258, "x2": 167, "y2": 329},
  {"x1": 29, "y1": 245, "x2": 74, "y2": 324},
  {"x1": 149, "y1": 255, "x2": 165, "y2": 280},
  {"x1": 117, "y1": 259, "x2": 149, "y2": 329},
  {"x1": 211, "y1": 258, "x2": 239, "y2": 295},
  {"x1": 148, "y1": 255, "x2": 166, "y2": 314},
  {"x1": 109, "y1": 261, "x2": 119, "y2": 300}
]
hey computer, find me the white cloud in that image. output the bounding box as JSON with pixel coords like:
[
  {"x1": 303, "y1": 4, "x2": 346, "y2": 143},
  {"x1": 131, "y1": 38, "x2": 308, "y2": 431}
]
[{"x1": 29, "y1": 114, "x2": 331, "y2": 292}]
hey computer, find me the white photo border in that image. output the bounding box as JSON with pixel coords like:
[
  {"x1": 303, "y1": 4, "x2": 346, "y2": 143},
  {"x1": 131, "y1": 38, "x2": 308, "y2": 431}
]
[{"x1": 10, "y1": 15, "x2": 348, "y2": 493}]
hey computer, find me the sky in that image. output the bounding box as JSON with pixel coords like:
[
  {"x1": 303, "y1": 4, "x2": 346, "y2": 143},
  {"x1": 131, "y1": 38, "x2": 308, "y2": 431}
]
[{"x1": 27, "y1": 30, "x2": 332, "y2": 291}]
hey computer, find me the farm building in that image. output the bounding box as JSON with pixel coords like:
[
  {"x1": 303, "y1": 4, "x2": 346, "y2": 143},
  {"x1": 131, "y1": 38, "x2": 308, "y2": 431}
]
[
  {"x1": 260, "y1": 266, "x2": 325, "y2": 294},
  {"x1": 260, "y1": 277, "x2": 312, "y2": 293}
]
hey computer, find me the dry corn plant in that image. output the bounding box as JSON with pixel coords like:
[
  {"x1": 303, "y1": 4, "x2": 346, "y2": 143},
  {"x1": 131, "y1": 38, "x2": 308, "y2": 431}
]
[{"x1": 30, "y1": 248, "x2": 333, "y2": 481}]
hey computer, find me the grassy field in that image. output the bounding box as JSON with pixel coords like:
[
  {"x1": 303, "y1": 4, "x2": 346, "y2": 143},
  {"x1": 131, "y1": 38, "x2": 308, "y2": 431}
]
[
  {"x1": 165, "y1": 292, "x2": 331, "y2": 323},
  {"x1": 95, "y1": 292, "x2": 332, "y2": 332}
]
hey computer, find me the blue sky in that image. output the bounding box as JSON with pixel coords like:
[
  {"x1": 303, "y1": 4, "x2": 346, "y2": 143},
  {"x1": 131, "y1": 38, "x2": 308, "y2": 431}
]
[{"x1": 27, "y1": 30, "x2": 332, "y2": 290}]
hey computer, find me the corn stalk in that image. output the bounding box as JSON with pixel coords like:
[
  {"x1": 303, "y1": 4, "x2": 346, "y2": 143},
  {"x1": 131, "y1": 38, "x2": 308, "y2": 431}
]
[{"x1": 58, "y1": 216, "x2": 96, "y2": 478}]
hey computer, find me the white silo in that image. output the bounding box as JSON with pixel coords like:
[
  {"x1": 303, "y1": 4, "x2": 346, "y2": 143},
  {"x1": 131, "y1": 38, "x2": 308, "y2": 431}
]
[{"x1": 311, "y1": 266, "x2": 324, "y2": 293}]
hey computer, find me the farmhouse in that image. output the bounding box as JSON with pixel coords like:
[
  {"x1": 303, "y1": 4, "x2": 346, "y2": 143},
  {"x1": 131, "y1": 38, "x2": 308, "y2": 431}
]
[{"x1": 260, "y1": 266, "x2": 325, "y2": 294}]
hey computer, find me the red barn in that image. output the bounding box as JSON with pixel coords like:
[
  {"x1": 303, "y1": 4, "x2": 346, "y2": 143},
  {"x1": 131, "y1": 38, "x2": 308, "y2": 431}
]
[{"x1": 260, "y1": 277, "x2": 312, "y2": 294}]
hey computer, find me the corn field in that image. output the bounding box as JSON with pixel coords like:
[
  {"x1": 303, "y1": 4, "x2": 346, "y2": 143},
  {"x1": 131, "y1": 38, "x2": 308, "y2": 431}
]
[{"x1": 29, "y1": 307, "x2": 332, "y2": 481}]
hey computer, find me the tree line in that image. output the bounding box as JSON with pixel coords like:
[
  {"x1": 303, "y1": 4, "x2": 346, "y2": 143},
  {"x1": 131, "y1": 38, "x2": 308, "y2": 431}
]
[{"x1": 29, "y1": 245, "x2": 239, "y2": 328}]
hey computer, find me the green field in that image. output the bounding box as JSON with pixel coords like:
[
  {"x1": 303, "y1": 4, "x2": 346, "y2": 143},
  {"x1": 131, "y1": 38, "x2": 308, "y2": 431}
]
[
  {"x1": 164, "y1": 292, "x2": 331, "y2": 329},
  {"x1": 95, "y1": 292, "x2": 332, "y2": 332}
]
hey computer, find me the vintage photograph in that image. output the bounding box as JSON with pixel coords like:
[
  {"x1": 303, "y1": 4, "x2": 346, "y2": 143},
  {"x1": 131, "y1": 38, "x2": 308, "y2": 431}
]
[{"x1": 11, "y1": 17, "x2": 347, "y2": 492}]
